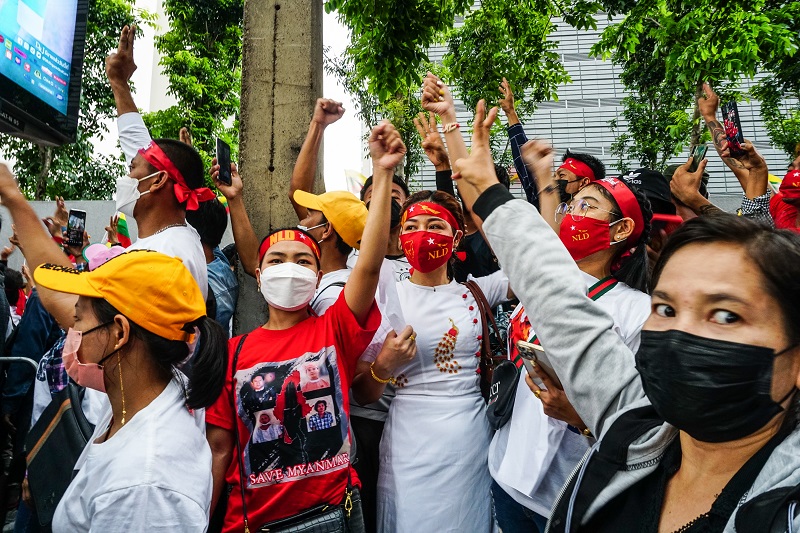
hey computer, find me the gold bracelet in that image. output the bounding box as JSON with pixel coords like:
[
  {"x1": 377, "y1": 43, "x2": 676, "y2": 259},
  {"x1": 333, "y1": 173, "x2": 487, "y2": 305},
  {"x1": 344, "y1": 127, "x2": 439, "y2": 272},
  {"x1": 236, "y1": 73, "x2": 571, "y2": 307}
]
[{"x1": 369, "y1": 362, "x2": 394, "y2": 385}]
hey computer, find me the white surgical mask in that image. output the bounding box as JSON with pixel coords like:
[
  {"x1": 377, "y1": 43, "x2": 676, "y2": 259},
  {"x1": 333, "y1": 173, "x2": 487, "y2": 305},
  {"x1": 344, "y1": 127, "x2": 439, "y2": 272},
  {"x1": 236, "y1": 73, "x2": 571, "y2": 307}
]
[
  {"x1": 115, "y1": 172, "x2": 157, "y2": 217},
  {"x1": 259, "y1": 262, "x2": 318, "y2": 311}
]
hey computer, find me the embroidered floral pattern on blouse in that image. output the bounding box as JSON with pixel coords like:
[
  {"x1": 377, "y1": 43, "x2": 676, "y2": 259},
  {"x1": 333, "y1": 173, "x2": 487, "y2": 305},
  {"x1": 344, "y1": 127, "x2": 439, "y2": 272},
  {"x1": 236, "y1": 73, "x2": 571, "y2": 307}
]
[{"x1": 434, "y1": 319, "x2": 461, "y2": 374}]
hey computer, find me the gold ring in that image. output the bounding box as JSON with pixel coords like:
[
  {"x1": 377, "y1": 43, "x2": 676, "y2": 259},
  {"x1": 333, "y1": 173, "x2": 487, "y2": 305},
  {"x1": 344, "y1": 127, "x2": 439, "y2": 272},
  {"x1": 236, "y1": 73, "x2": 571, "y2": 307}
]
[
  {"x1": 409, "y1": 333, "x2": 416, "y2": 342},
  {"x1": 533, "y1": 390, "x2": 541, "y2": 399}
]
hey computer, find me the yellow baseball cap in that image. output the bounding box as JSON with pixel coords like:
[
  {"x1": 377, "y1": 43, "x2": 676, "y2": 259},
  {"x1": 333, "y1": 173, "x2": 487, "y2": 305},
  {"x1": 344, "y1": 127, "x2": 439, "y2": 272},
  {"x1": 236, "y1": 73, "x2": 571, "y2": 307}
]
[
  {"x1": 293, "y1": 190, "x2": 368, "y2": 249},
  {"x1": 34, "y1": 249, "x2": 205, "y2": 342}
]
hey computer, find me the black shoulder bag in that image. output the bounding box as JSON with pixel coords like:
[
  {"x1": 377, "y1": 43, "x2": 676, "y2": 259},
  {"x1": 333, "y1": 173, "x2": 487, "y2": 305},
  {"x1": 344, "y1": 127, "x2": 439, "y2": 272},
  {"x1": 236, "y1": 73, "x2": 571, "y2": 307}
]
[
  {"x1": 230, "y1": 335, "x2": 360, "y2": 533},
  {"x1": 25, "y1": 381, "x2": 95, "y2": 526}
]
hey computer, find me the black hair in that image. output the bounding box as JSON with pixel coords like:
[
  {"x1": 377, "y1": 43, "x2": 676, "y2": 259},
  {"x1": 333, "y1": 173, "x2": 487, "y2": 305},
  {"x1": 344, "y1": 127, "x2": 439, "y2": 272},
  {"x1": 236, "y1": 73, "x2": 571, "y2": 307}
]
[
  {"x1": 186, "y1": 198, "x2": 228, "y2": 249},
  {"x1": 250, "y1": 373, "x2": 263, "y2": 383},
  {"x1": 222, "y1": 243, "x2": 238, "y2": 265},
  {"x1": 651, "y1": 214, "x2": 800, "y2": 430},
  {"x1": 562, "y1": 150, "x2": 606, "y2": 181},
  {"x1": 494, "y1": 164, "x2": 511, "y2": 190},
  {"x1": 151, "y1": 139, "x2": 205, "y2": 190},
  {"x1": 592, "y1": 182, "x2": 653, "y2": 293},
  {"x1": 314, "y1": 399, "x2": 327, "y2": 409},
  {"x1": 360, "y1": 174, "x2": 411, "y2": 201},
  {"x1": 4, "y1": 269, "x2": 24, "y2": 306},
  {"x1": 258, "y1": 227, "x2": 321, "y2": 270},
  {"x1": 319, "y1": 213, "x2": 354, "y2": 257},
  {"x1": 401, "y1": 190, "x2": 466, "y2": 281},
  {"x1": 91, "y1": 299, "x2": 228, "y2": 410},
  {"x1": 653, "y1": 214, "x2": 800, "y2": 346}
]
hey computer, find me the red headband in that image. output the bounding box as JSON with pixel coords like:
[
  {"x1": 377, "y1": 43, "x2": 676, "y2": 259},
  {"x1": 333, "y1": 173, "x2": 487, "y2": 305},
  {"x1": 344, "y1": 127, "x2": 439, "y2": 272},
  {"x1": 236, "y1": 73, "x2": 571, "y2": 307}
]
[
  {"x1": 258, "y1": 229, "x2": 321, "y2": 264},
  {"x1": 559, "y1": 158, "x2": 595, "y2": 181},
  {"x1": 780, "y1": 170, "x2": 800, "y2": 200},
  {"x1": 138, "y1": 141, "x2": 216, "y2": 211},
  {"x1": 401, "y1": 201, "x2": 462, "y2": 231},
  {"x1": 594, "y1": 178, "x2": 644, "y2": 245}
]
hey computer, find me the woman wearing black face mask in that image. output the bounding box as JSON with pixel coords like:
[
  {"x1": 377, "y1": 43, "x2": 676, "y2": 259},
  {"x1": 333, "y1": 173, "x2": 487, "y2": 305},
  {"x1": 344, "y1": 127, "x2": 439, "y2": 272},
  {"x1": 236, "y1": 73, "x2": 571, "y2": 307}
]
[{"x1": 453, "y1": 105, "x2": 800, "y2": 533}]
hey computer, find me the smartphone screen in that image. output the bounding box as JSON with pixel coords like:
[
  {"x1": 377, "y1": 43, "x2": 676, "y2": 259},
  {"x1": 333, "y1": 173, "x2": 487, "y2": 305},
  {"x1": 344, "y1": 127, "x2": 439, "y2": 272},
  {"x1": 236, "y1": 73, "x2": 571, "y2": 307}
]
[
  {"x1": 67, "y1": 209, "x2": 87, "y2": 248},
  {"x1": 216, "y1": 138, "x2": 232, "y2": 186},
  {"x1": 691, "y1": 144, "x2": 708, "y2": 171},
  {"x1": 721, "y1": 101, "x2": 745, "y2": 157}
]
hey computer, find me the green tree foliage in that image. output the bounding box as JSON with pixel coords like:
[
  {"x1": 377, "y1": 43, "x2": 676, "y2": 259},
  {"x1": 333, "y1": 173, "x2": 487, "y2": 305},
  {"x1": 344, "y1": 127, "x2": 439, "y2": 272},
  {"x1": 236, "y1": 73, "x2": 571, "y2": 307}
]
[
  {"x1": 323, "y1": 48, "x2": 426, "y2": 180},
  {"x1": 144, "y1": 0, "x2": 243, "y2": 180},
  {"x1": 325, "y1": 0, "x2": 473, "y2": 103},
  {"x1": 607, "y1": 30, "x2": 694, "y2": 172},
  {"x1": 444, "y1": 0, "x2": 596, "y2": 119},
  {"x1": 0, "y1": 0, "x2": 140, "y2": 200},
  {"x1": 593, "y1": 0, "x2": 800, "y2": 158}
]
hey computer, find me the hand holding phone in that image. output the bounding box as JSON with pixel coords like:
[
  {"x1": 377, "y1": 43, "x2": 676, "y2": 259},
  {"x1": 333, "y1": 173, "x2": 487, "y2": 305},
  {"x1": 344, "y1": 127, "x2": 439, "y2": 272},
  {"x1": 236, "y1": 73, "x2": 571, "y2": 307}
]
[
  {"x1": 66, "y1": 209, "x2": 87, "y2": 248},
  {"x1": 216, "y1": 138, "x2": 232, "y2": 186},
  {"x1": 516, "y1": 340, "x2": 563, "y2": 389},
  {"x1": 690, "y1": 144, "x2": 708, "y2": 172},
  {"x1": 721, "y1": 101, "x2": 745, "y2": 158}
]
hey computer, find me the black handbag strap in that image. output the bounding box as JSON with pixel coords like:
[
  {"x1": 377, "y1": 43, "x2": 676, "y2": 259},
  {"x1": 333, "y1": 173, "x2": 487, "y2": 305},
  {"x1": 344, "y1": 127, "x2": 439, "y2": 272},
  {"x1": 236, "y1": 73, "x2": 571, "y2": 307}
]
[{"x1": 230, "y1": 334, "x2": 251, "y2": 533}]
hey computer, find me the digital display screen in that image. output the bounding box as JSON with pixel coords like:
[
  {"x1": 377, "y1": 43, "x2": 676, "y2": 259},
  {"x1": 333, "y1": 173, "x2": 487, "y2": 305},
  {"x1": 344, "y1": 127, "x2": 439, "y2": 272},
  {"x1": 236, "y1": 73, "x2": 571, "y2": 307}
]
[{"x1": 0, "y1": 0, "x2": 77, "y2": 116}]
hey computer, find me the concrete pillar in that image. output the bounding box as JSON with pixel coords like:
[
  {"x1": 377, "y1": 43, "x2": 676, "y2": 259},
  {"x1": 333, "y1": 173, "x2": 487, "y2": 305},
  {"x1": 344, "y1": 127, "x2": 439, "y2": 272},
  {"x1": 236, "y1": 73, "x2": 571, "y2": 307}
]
[{"x1": 235, "y1": 0, "x2": 324, "y2": 334}]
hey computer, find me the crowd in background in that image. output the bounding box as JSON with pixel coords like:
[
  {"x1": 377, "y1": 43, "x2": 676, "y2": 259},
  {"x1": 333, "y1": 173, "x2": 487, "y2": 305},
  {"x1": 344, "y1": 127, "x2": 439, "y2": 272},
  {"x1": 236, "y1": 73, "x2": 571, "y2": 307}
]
[{"x1": 0, "y1": 23, "x2": 797, "y2": 533}]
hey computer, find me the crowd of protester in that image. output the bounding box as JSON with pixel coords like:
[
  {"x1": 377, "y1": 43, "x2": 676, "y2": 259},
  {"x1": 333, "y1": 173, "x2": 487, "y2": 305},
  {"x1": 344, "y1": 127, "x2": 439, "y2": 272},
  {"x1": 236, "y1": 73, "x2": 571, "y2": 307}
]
[{"x1": 0, "y1": 23, "x2": 797, "y2": 533}]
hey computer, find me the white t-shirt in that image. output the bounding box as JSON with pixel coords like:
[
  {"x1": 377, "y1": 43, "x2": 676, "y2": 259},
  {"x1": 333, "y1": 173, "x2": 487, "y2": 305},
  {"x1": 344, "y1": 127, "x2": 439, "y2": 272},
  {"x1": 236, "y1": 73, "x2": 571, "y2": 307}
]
[
  {"x1": 117, "y1": 112, "x2": 208, "y2": 299},
  {"x1": 347, "y1": 250, "x2": 410, "y2": 282},
  {"x1": 311, "y1": 268, "x2": 351, "y2": 314},
  {"x1": 489, "y1": 271, "x2": 650, "y2": 517},
  {"x1": 129, "y1": 225, "x2": 208, "y2": 299},
  {"x1": 53, "y1": 377, "x2": 211, "y2": 533}
]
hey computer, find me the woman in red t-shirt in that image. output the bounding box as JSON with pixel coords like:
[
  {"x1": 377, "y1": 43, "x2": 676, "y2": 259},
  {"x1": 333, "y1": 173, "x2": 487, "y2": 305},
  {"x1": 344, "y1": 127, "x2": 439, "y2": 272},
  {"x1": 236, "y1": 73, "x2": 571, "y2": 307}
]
[{"x1": 206, "y1": 122, "x2": 408, "y2": 532}]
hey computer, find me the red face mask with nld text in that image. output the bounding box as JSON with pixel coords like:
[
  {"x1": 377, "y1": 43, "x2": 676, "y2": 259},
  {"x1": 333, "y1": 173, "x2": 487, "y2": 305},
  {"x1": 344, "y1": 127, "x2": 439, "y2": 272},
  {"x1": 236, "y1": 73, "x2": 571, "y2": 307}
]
[{"x1": 401, "y1": 231, "x2": 455, "y2": 273}]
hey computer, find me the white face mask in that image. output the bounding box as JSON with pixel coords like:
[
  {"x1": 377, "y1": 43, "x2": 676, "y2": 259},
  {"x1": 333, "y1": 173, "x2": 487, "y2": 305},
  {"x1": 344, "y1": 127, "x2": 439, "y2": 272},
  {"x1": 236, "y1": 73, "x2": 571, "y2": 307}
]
[
  {"x1": 115, "y1": 172, "x2": 158, "y2": 217},
  {"x1": 259, "y1": 262, "x2": 318, "y2": 311}
]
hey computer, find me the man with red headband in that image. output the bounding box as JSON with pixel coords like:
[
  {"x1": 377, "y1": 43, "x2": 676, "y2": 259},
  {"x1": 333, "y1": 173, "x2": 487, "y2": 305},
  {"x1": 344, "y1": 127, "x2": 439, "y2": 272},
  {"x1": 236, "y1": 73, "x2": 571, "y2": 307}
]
[
  {"x1": 499, "y1": 78, "x2": 605, "y2": 207},
  {"x1": 106, "y1": 25, "x2": 210, "y2": 298}
]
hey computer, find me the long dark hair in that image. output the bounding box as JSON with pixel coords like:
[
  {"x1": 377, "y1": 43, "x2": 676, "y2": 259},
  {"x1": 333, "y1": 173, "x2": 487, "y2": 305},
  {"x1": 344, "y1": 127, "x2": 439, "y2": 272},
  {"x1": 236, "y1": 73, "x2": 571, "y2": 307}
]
[
  {"x1": 91, "y1": 299, "x2": 228, "y2": 409},
  {"x1": 651, "y1": 213, "x2": 800, "y2": 429},
  {"x1": 592, "y1": 182, "x2": 653, "y2": 293},
  {"x1": 401, "y1": 190, "x2": 466, "y2": 280}
]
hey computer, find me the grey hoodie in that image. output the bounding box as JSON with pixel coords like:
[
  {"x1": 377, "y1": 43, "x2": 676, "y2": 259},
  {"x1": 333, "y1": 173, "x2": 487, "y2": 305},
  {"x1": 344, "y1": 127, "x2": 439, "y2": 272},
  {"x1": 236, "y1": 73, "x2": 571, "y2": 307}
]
[{"x1": 475, "y1": 189, "x2": 800, "y2": 531}]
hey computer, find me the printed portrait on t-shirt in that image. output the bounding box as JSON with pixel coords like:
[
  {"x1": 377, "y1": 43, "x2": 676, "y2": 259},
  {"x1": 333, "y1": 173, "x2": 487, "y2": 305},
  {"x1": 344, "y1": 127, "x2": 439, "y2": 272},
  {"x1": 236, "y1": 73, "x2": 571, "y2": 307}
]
[
  {"x1": 251, "y1": 410, "x2": 284, "y2": 443},
  {"x1": 300, "y1": 362, "x2": 330, "y2": 392},
  {"x1": 306, "y1": 396, "x2": 336, "y2": 432},
  {"x1": 233, "y1": 348, "x2": 349, "y2": 487}
]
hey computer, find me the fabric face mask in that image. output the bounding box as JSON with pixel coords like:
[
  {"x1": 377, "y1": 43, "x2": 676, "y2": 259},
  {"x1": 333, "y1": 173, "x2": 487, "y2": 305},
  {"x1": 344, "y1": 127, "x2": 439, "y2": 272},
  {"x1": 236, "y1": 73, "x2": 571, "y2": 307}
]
[
  {"x1": 62, "y1": 323, "x2": 117, "y2": 393},
  {"x1": 259, "y1": 262, "x2": 318, "y2": 311},
  {"x1": 366, "y1": 200, "x2": 403, "y2": 229},
  {"x1": 556, "y1": 179, "x2": 579, "y2": 204},
  {"x1": 635, "y1": 329, "x2": 797, "y2": 443},
  {"x1": 401, "y1": 231, "x2": 455, "y2": 273},
  {"x1": 115, "y1": 172, "x2": 157, "y2": 217},
  {"x1": 559, "y1": 215, "x2": 622, "y2": 261}
]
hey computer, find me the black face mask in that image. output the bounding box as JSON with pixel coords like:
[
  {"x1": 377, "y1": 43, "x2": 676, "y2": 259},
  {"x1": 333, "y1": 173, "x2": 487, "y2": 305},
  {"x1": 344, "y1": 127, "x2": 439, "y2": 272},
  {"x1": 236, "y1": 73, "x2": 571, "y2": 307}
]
[
  {"x1": 635, "y1": 329, "x2": 796, "y2": 443},
  {"x1": 555, "y1": 179, "x2": 577, "y2": 204},
  {"x1": 365, "y1": 199, "x2": 403, "y2": 229}
]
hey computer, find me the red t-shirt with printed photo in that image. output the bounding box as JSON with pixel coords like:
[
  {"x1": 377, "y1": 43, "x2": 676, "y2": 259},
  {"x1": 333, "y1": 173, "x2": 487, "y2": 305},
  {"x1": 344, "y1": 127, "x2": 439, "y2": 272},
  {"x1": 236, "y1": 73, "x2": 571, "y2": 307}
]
[{"x1": 206, "y1": 293, "x2": 381, "y2": 531}]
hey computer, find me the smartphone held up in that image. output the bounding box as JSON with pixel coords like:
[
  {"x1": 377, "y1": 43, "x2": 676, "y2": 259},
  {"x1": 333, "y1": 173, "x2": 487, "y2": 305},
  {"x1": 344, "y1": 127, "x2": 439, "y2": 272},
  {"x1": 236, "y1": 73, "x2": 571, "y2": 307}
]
[{"x1": 216, "y1": 138, "x2": 232, "y2": 186}]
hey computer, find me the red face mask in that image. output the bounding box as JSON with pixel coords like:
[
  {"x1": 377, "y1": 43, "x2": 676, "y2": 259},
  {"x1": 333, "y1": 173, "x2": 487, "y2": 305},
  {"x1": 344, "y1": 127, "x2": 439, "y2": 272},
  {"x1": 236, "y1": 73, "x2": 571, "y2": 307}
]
[
  {"x1": 401, "y1": 231, "x2": 455, "y2": 273},
  {"x1": 559, "y1": 215, "x2": 621, "y2": 261}
]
